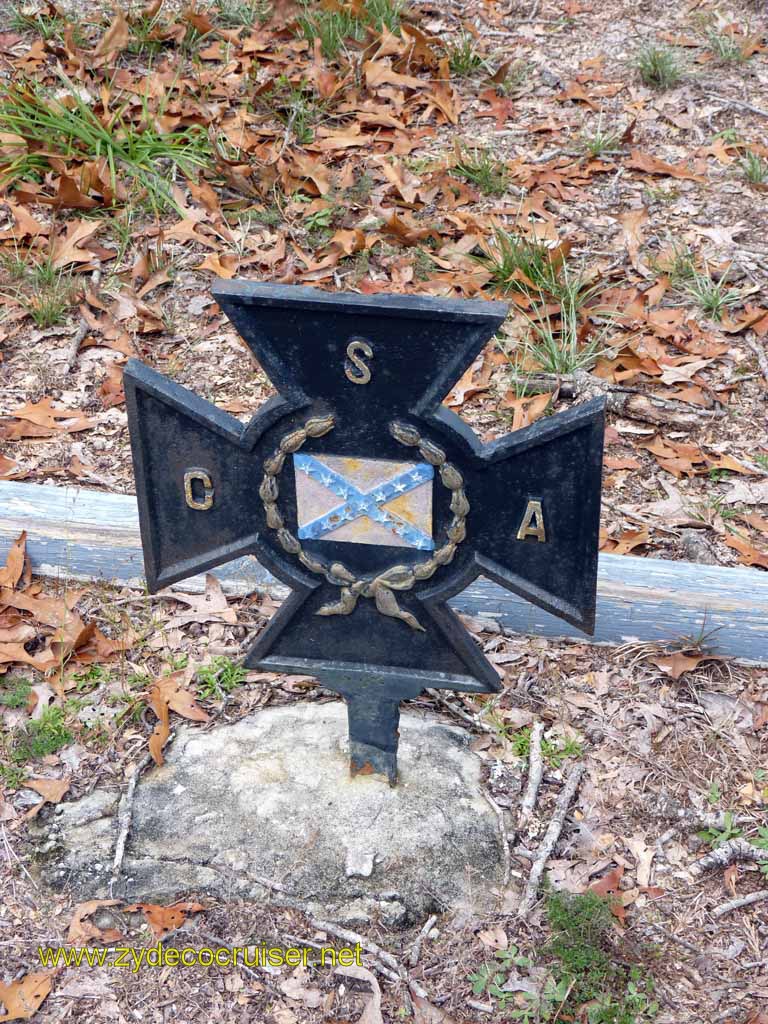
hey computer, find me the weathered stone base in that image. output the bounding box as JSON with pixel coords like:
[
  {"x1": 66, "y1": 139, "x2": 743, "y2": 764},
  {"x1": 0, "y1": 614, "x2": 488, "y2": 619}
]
[{"x1": 32, "y1": 703, "x2": 503, "y2": 925}]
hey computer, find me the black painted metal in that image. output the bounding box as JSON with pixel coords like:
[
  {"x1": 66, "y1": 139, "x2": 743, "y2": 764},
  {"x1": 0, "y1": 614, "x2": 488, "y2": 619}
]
[{"x1": 124, "y1": 282, "x2": 605, "y2": 783}]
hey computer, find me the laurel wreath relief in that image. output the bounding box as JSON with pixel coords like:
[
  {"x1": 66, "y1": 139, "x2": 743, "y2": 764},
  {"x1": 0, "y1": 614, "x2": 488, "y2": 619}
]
[{"x1": 258, "y1": 415, "x2": 469, "y2": 631}]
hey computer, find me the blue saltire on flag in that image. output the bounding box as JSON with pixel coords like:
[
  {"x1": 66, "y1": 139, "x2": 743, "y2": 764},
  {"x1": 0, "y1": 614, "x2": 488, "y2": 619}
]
[{"x1": 293, "y1": 453, "x2": 434, "y2": 550}]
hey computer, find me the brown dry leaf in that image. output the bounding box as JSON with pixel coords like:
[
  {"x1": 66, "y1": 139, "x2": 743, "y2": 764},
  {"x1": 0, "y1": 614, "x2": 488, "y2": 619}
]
[
  {"x1": 559, "y1": 81, "x2": 599, "y2": 110},
  {"x1": 364, "y1": 59, "x2": 424, "y2": 91},
  {"x1": 153, "y1": 670, "x2": 210, "y2": 723},
  {"x1": 651, "y1": 652, "x2": 709, "y2": 680},
  {"x1": 707, "y1": 454, "x2": 759, "y2": 475},
  {"x1": 1, "y1": 397, "x2": 96, "y2": 439},
  {"x1": 163, "y1": 573, "x2": 237, "y2": 628},
  {"x1": 123, "y1": 901, "x2": 205, "y2": 939},
  {"x1": 196, "y1": 253, "x2": 239, "y2": 278},
  {"x1": 0, "y1": 973, "x2": 55, "y2": 1022},
  {"x1": 618, "y1": 208, "x2": 647, "y2": 272},
  {"x1": 604, "y1": 455, "x2": 641, "y2": 470},
  {"x1": 94, "y1": 9, "x2": 129, "y2": 55},
  {"x1": 99, "y1": 362, "x2": 125, "y2": 409},
  {"x1": 0, "y1": 643, "x2": 58, "y2": 674},
  {"x1": 67, "y1": 899, "x2": 123, "y2": 944},
  {"x1": 739, "y1": 511, "x2": 768, "y2": 536},
  {"x1": 723, "y1": 863, "x2": 739, "y2": 897},
  {"x1": 501, "y1": 391, "x2": 553, "y2": 431},
  {"x1": 0, "y1": 454, "x2": 24, "y2": 479},
  {"x1": 724, "y1": 533, "x2": 768, "y2": 569},
  {"x1": 589, "y1": 864, "x2": 626, "y2": 921},
  {"x1": 280, "y1": 966, "x2": 323, "y2": 1008},
  {"x1": 50, "y1": 218, "x2": 101, "y2": 268},
  {"x1": 148, "y1": 683, "x2": 171, "y2": 765},
  {"x1": 478, "y1": 925, "x2": 507, "y2": 949},
  {"x1": 334, "y1": 965, "x2": 383, "y2": 1024},
  {"x1": 626, "y1": 150, "x2": 705, "y2": 182},
  {"x1": 23, "y1": 776, "x2": 70, "y2": 819},
  {"x1": 446, "y1": 353, "x2": 493, "y2": 407},
  {"x1": 611, "y1": 527, "x2": 649, "y2": 555},
  {"x1": 0, "y1": 531, "x2": 26, "y2": 589}
]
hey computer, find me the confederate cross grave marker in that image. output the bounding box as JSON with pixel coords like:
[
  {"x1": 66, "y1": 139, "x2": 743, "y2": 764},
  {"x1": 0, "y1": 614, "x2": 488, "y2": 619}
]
[{"x1": 124, "y1": 282, "x2": 605, "y2": 784}]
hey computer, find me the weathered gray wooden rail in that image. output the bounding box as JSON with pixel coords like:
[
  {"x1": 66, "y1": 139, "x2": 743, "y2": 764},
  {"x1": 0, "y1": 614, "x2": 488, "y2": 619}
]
[{"x1": 1, "y1": 481, "x2": 766, "y2": 663}]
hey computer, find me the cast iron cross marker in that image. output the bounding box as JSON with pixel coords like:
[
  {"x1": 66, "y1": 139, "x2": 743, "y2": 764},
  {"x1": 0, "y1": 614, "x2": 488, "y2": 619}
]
[{"x1": 125, "y1": 282, "x2": 605, "y2": 785}]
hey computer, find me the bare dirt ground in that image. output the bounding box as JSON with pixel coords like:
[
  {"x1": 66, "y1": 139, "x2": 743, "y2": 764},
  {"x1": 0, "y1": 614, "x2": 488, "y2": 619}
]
[{"x1": 0, "y1": 0, "x2": 767, "y2": 1021}]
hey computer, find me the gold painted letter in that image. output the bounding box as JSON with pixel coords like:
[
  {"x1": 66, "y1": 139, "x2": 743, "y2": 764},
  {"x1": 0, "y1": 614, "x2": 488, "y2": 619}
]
[
  {"x1": 184, "y1": 469, "x2": 214, "y2": 511},
  {"x1": 345, "y1": 338, "x2": 373, "y2": 384},
  {"x1": 517, "y1": 499, "x2": 546, "y2": 542}
]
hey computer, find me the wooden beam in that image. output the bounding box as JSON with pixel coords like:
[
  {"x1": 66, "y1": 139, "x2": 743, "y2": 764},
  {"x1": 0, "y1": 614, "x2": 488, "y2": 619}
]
[{"x1": 1, "y1": 481, "x2": 766, "y2": 663}]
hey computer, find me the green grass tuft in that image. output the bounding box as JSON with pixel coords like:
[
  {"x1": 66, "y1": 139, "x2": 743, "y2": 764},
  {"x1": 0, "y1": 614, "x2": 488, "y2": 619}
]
[
  {"x1": 0, "y1": 73, "x2": 214, "y2": 213},
  {"x1": 705, "y1": 27, "x2": 747, "y2": 63},
  {"x1": 296, "y1": 0, "x2": 405, "y2": 60},
  {"x1": 741, "y1": 151, "x2": 768, "y2": 185},
  {"x1": 683, "y1": 267, "x2": 742, "y2": 321},
  {"x1": 634, "y1": 44, "x2": 684, "y2": 89},
  {"x1": 196, "y1": 656, "x2": 247, "y2": 700},
  {"x1": 453, "y1": 147, "x2": 508, "y2": 195},
  {"x1": 447, "y1": 30, "x2": 487, "y2": 76}
]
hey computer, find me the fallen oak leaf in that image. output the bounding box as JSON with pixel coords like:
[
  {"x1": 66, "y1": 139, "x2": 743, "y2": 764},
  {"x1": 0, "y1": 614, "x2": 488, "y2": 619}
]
[
  {"x1": 626, "y1": 150, "x2": 706, "y2": 182},
  {"x1": 98, "y1": 362, "x2": 125, "y2": 409},
  {"x1": 334, "y1": 964, "x2": 384, "y2": 1024},
  {"x1": 161, "y1": 573, "x2": 236, "y2": 628},
  {"x1": 0, "y1": 972, "x2": 55, "y2": 1022},
  {"x1": 0, "y1": 454, "x2": 25, "y2": 479},
  {"x1": 651, "y1": 652, "x2": 723, "y2": 680},
  {"x1": 724, "y1": 533, "x2": 768, "y2": 570},
  {"x1": 152, "y1": 670, "x2": 210, "y2": 723},
  {"x1": 589, "y1": 864, "x2": 626, "y2": 922},
  {"x1": 22, "y1": 776, "x2": 70, "y2": 818},
  {"x1": 123, "y1": 901, "x2": 205, "y2": 939},
  {"x1": 0, "y1": 531, "x2": 26, "y2": 589},
  {"x1": 148, "y1": 684, "x2": 170, "y2": 765},
  {"x1": 0, "y1": 643, "x2": 59, "y2": 674},
  {"x1": 93, "y1": 9, "x2": 129, "y2": 56},
  {"x1": 610, "y1": 527, "x2": 650, "y2": 555},
  {"x1": 67, "y1": 899, "x2": 123, "y2": 944}
]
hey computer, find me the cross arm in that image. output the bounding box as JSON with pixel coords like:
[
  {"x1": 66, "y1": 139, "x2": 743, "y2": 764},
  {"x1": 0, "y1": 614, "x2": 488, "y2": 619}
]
[
  {"x1": 123, "y1": 360, "x2": 262, "y2": 591},
  {"x1": 463, "y1": 397, "x2": 606, "y2": 633}
]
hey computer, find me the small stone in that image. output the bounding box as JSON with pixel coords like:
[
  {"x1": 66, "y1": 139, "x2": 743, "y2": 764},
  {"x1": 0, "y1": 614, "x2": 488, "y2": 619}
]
[{"x1": 345, "y1": 848, "x2": 375, "y2": 878}]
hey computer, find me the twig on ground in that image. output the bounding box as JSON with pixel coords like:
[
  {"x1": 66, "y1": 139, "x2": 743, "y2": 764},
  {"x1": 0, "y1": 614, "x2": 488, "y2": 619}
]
[
  {"x1": 250, "y1": 877, "x2": 427, "y2": 1007},
  {"x1": 1, "y1": 820, "x2": 37, "y2": 890},
  {"x1": 518, "y1": 763, "x2": 586, "y2": 918},
  {"x1": 712, "y1": 889, "x2": 768, "y2": 919},
  {"x1": 408, "y1": 913, "x2": 438, "y2": 967},
  {"x1": 63, "y1": 261, "x2": 101, "y2": 374},
  {"x1": 483, "y1": 790, "x2": 511, "y2": 887},
  {"x1": 518, "y1": 720, "x2": 544, "y2": 827},
  {"x1": 704, "y1": 93, "x2": 768, "y2": 118},
  {"x1": 746, "y1": 337, "x2": 768, "y2": 385},
  {"x1": 109, "y1": 751, "x2": 152, "y2": 896},
  {"x1": 194, "y1": 929, "x2": 283, "y2": 997},
  {"x1": 508, "y1": 370, "x2": 724, "y2": 426},
  {"x1": 690, "y1": 838, "x2": 768, "y2": 876},
  {"x1": 427, "y1": 689, "x2": 496, "y2": 735}
]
